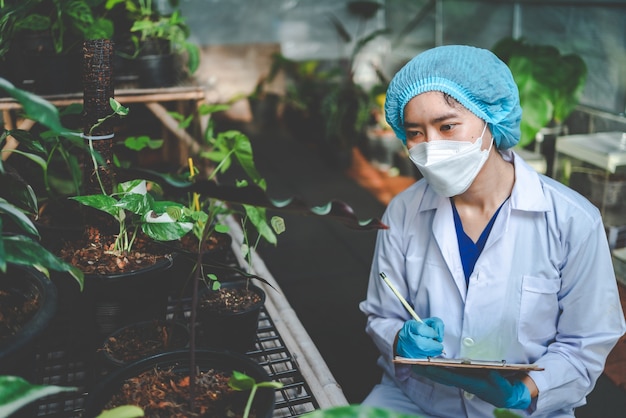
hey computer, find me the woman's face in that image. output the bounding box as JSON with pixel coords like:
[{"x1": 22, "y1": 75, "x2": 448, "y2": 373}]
[{"x1": 403, "y1": 91, "x2": 488, "y2": 149}]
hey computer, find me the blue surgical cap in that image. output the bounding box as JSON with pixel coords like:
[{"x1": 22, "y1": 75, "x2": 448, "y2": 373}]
[{"x1": 385, "y1": 45, "x2": 521, "y2": 149}]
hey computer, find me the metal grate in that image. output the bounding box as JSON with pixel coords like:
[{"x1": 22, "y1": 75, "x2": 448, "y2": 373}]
[{"x1": 28, "y1": 299, "x2": 319, "y2": 417}]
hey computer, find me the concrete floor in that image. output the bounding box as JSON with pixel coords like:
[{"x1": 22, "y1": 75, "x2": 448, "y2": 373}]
[{"x1": 219, "y1": 119, "x2": 626, "y2": 416}]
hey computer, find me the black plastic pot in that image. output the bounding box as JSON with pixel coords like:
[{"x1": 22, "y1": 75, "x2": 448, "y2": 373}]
[
  {"x1": 51, "y1": 256, "x2": 175, "y2": 348},
  {"x1": 0, "y1": 264, "x2": 58, "y2": 380},
  {"x1": 7, "y1": 31, "x2": 82, "y2": 95},
  {"x1": 196, "y1": 280, "x2": 266, "y2": 353},
  {"x1": 83, "y1": 349, "x2": 276, "y2": 418},
  {"x1": 99, "y1": 319, "x2": 189, "y2": 374},
  {"x1": 136, "y1": 53, "x2": 178, "y2": 88},
  {"x1": 166, "y1": 232, "x2": 237, "y2": 297}
]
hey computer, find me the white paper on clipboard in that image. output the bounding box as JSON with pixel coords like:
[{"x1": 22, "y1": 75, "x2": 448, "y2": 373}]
[{"x1": 394, "y1": 356, "x2": 544, "y2": 371}]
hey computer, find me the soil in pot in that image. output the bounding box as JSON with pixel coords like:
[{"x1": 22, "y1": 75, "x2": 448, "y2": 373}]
[
  {"x1": 0, "y1": 265, "x2": 58, "y2": 381},
  {"x1": 100, "y1": 320, "x2": 189, "y2": 370},
  {"x1": 166, "y1": 232, "x2": 237, "y2": 296},
  {"x1": 196, "y1": 281, "x2": 266, "y2": 352},
  {"x1": 55, "y1": 227, "x2": 175, "y2": 342},
  {"x1": 83, "y1": 349, "x2": 276, "y2": 418}
]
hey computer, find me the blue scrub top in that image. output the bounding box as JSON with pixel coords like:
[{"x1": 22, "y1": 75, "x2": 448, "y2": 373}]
[{"x1": 452, "y1": 198, "x2": 507, "y2": 284}]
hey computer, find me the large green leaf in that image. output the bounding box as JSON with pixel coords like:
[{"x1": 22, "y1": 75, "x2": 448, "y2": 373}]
[
  {"x1": 0, "y1": 198, "x2": 39, "y2": 237},
  {"x1": 302, "y1": 405, "x2": 423, "y2": 418},
  {"x1": 3, "y1": 235, "x2": 84, "y2": 289},
  {"x1": 96, "y1": 405, "x2": 145, "y2": 418},
  {"x1": 0, "y1": 78, "x2": 65, "y2": 135},
  {"x1": 142, "y1": 217, "x2": 193, "y2": 241},
  {"x1": 492, "y1": 38, "x2": 587, "y2": 146},
  {"x1": 242, "y1": 204, "x2": 277, "y2": 245},
  {"x1": 0, "y1": 376, "x2": 77, "y2": 417},
  {"x1": 71, "y1": 194, "x2": 120, "y2": 219}
]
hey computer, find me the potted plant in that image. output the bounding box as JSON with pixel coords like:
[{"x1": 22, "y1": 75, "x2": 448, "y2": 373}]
[
  {"x1": 491, "y1": 37, "x2": 588, "y2": 175},
  {"x1": 105, "y1": 0, "x2": 200, "y2": 87},
  {"x1": 0, "y1": 0, "x2": 114, "y2": 94},
  {"x1": 265, "y1": 1, "x2": 388, "y2": 168},
  {"x1": 99, "y1": 318, "x2": 189, "y2": 372},
  {"x1": 0, "y1": 79, "x2": 85, "y2": 384},
  {"x1": 83, "y1": 349, "x2": 278, "y2": 418}
]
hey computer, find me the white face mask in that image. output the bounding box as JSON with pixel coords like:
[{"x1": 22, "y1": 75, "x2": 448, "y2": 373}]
[{"x1": 408, "y1": 123, "x2": 492, "y2": 197}]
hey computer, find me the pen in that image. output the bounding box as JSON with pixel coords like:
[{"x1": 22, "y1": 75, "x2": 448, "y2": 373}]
[
  {"x1": 379, "y1": 272, "x2": 422, "y2": 323},
  {"x1": 379, "y1": 272, "x2": 446, "y2": 356}
]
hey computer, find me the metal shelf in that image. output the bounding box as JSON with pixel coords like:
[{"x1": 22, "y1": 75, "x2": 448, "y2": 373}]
[
  {"x1": 21, "y1": 216, "x2": 348, "y2": 417},
  {"x1": 28, "y1": 304, "x2": 319, "y2": 418}
]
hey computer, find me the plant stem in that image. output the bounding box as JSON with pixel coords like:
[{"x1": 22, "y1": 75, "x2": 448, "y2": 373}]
[{"x1": 243, "y1": 386, "x2": 257, "y2": 418}]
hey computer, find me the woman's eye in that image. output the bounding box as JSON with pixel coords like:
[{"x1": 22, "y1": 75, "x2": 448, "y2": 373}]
[
  {"x1": 406, "y1": 129, "x2": 422, "y2": 138},
  {"x1": 440, "y1": 124, "x2": 454, "y2": 132}
]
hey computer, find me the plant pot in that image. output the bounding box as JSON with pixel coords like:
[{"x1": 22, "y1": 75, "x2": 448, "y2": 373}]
[
  {"x1": 136, "y1": 53, "x2": 178, "y2": 88},
  {"x1": 0, "y1": 264, "x2": 58, "y2": 381},
  {"x1": 82, "y1": 349, "x2": 276, "y2": 418},
  {"x1": 52, "y1": 255, "x2": 175, "y2": 347},
  {"x1": 166, "y1": 232, "x2": 237, "y2": 297},
  {"x1": 8, "y1": 31, "x2": 82, "y2": 95},
  {"x1": 87, "y1": 256, "x2": 176, "y2": 338},
  {"x1": 99, "y1": 319, "x2": 189, "y2": 372},
  {"x1": 196, "y1": 280, "x2": 266, "y2": 353}
]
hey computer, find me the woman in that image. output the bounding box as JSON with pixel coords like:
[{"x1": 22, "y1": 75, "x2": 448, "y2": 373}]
[{"x1": 359, "y1": 45, "x2": 625, "y2": 417}]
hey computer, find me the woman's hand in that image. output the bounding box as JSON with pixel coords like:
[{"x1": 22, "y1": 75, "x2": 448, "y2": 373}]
[{"x1": 395, "y1": 317, "x2": 445, "y2": 358}]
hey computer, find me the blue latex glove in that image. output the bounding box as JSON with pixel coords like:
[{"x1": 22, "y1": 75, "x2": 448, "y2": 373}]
[
  {"x1": 396, "y1": 318, "x2": 444, "y2": 358},
  {"x1": 414, "y1": 366, "x2": 531, "y2": 409}
]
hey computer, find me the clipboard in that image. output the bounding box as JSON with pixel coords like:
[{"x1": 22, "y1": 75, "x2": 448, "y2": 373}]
[{"x1": 394, "y1": 356, "x2": 544, "y2": 371}]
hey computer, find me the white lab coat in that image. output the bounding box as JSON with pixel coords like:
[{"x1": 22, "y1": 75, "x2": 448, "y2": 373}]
[{"x1": 359, "y1": 150, "x2": 626, "y2": 417}]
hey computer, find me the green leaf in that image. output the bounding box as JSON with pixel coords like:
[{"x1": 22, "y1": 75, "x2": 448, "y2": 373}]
[
  {"x1": 270, "y1": 216, "x2": 286, "y2": 235},
  {"x1": 243, "y1": 205, "x2": 276, "y2": 245},
  {"x1": 142, "y1": 220, "x2": 193, "y2": 241},
  {"x1": 96, "y1": 405, "x2": 145, "y2": 418},
  {"x1": 493, "y1": 409, "x2": 523, "y2": 418},
  {"x1": 4, "y1": 235, "x2": 84, "y2": 290},
  {"x1": 0, "y1": 198, "x2": 39, "y2": 237},
  {"x1": 301, "y1": 404, "x2": 424, "y2": 418},
  {"x1": 198, "y1": 103, "x2": 231, "y2": 116},
  {"x1": 214, "y1": 224, "x2": 230, "y2": 234},
  {"x1": 71, "y1": 195, "x2": 120, "y2": 219},
  {"x1": 0, "y1": 78, "x2": 65, "y2": 135},
  {"x1": 118, "y1": 179, "x2": 147, "y2": 194},
  {"x1": 228, "y1": 371, "x2": 256, "y2": 391},
  {"x1": 110, "y1": 98, "x2": 130, "y2": 116},
  {"x1": 0, "y1": 376, "x2": 77, "y2": 417},
  {"x1": 124, "y1": 136, "x2": 163, "y2": 151},
  {"x1": 116, "y1": 193, "x2": 151, "y2": 216},
  {"x1": 0, "y1": 148, "x2": 48, "y2": 171}
]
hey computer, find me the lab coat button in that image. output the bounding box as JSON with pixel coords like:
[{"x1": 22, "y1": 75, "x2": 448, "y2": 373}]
[
  {"x1": 462, "y1": 337, "x2": 475, "y2": 346},
  {"x1": 463, "y1": 390, "x2": 475, "y2": 400}
]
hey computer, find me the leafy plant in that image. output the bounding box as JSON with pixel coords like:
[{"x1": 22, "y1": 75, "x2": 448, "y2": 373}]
[
  {"x1": 299, "y1": 405, "x2": 523, "y2": 417},
  {"x1": 106, "y1": 0, "x2": 200, "y2": 74},
  {"x1": 492, "y1": 37, "x2": 588, "y2": 148},
  {"x1": 0, "y1": 375, "x2": 78, "y2": 417},
  {"x1": 0, "y1": 0, "x2": 114, "y2": 57},
  {"x1": 70, "y1": 178, "x2": 197, "y2": 254},
  {"x1": 0, "y1": 77, "x2": 84, "y2": 287},
  {"x1": 228, "y1": 370, "x2": 283, "y2": 418}
]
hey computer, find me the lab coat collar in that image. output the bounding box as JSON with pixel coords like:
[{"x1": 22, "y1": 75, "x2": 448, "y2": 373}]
[{"x1": 507, "y1": 150, "x2": 552, "y2": 213}]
